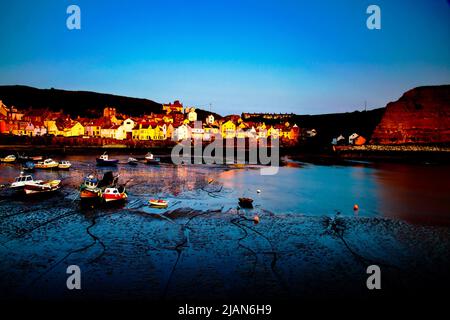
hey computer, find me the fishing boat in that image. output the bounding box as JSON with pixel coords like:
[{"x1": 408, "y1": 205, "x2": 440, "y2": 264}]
[
  {"x1": 149, "y1": 199, "x2": 168, "y2": 208},
  {"x1": 102, "y1": 186, "x2": 127, "y2": 203},
  {"x1": 24, "y1": 179, "x2": 61, "y2": 195},
  {"x1": 0, "y1": 155, "x2": 16, "y2": 163},
  {"x1": 58, "y1": 160, "x2": 72, "y2": 170},
  {"x1": 22, "y1": 161, "x2": 35, "y2": 172},
  {"x1": 238, "y1": 197, "x2": 254, "y2": 208},
  {"x1": 145, "y1": 152, "x2": 160, "y2": 165},
  {"x1": 79, "y1": 174, "x2": 102, "y2": 199},
  {"x1": 128, "y1": 157, "x2": 138, "y2": 165},
  {"x1": 10, "y1": 172, "x2": 42, "y2": 190},
  {"x1": 96, "y1": 153, "x2": 119, "y2": 166},
  {"x1": 35, "y1": 158, "x2": 59, "y2": 169}
]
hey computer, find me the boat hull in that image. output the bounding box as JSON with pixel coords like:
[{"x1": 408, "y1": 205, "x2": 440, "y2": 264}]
[
  {"x1": 24, "y1": 180, "x2": 61, "y2": 195},
  {"x1": 80, "y1": 189, "x2": 102, "y2": 199},
  {"x1": 102, "y1": 193, "x2": 127, "y2": 202},
  {"x1": 35, "y1": 164, "x2": 59, "y2": 169},
  {"x1": 96, "y1": 158, "x2": 119, "y2": 166}
]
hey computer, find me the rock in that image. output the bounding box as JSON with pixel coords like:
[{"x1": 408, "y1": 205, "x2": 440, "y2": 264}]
[{"x1": 370, "y1": 85, "x2": 450, "y2": 144}]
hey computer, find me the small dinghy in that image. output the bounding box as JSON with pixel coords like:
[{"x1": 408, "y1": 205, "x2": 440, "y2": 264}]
[
  {"x1": 102, "y1": 186, "x2": 127, "y2": 203},
  {"x1": 128, "y1": 157, "x2": 138, "y2": 165},
  {"x1": 24, "y1": 180, "x2": 61, "y2": 195},
  {"x1": 96, "y1": 152, "x2": 119, "y2": 166},
  {"x1": 149, "y1": 199, "x2": 168, "y2": 208},
  {"x1": 58, "y1": 160, "x2": 72, "y2": 170},
  {"x1": 145, "y1": 152, "x2": 160, "y2": 165},
  {"x1": 238, "y1": 197, "x2": 254, "y2": 208}
]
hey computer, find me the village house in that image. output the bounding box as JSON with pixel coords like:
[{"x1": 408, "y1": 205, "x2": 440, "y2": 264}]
[
  {"x1": 83, "y1": 118, "x2": 104, "y2": 137},
  {"x1": 206, "y1": 114, "x2": 215, "y2": 125},
  {"x1": 163, "y1": 100, "x2": 184, "y2": 114},
  {"x1": 172, "y1": 124, "x2": 191, "y2": 141},
  {"x1": 349, "y1": 133, "x2": 366, "y2": 146},
  {"x1": 221, "y1": 120, "x2": 236, "y2": 139},
  {"x1": 186, "y1": 108, "x2": 198, "y2": 122},
  {"x1": 101, "y1": 124, "x2": 121, "y2": 139}
]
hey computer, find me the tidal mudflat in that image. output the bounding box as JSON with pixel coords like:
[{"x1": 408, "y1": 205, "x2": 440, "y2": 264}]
[{"x1": 0, "y1": 156, "x2": 449, "y2": 300}]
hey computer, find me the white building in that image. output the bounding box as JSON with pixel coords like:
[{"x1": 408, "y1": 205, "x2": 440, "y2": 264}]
[
  {"x1": 172, "y1": 124, "x2": 191, "y2": 141},
  {"x1": 206, "y1": 114, "x2": 215, "y2": 125},
  {"x1": 187, "y1": 108, "x2": 197, "y2": 122}
]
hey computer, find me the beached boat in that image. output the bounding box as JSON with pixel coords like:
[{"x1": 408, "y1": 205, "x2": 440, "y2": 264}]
[
  {"x1": 238, "y1": 197, "x2": 254, "y2": 208},
  {"x1": 58, "y1": 160, "x2": 72, "y2": 170},
  {"x1": 79, "y1": 174, "x2": 102, "y2": 199},
  {"x1": 96, "y1": 153, "x2": 119, "y2": 166},
  {"x1": 0, "y1": 155, "x2": 16, "y2": 163},
  {"x1": 24, "y1": 179, "x2": 61, "y2": 195},
  {"x1": 128, "y1": 157, "x2": 138, "y2": 165},
  {"x1": 145, "y1": 152, "x2": 160, "y2": 165},
  {"x1": 102, "y1": 186, "x2": 127, "y2": 203},
  {"x1": 35, "y1": 158, "x2": 59, "y2": 169},
  {"x1": 10, "y1": 172, "x2": 42, "y2": 190},
  {"x1": 149, "y1": 199, "x2": 168, "y2": 208}
]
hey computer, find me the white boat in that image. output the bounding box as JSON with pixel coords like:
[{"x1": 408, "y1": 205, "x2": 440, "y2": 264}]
[
  {"x1": 24, "y1": 180, "x2": 61, "y2": 195},
  {"x1": 10, "y1": 172, "x2": 43, "y2": 190},
  {"x1": 58, "y1": 160, "x2": 72, "y2": 169},
  {"x1": 128, "y1": 157, "x2": 138, "y2": 165},
  {"x1": 145, "y1": 152, "x2": 160, "y2": 165},
  {"x1": 35, "y1": 158, "x2": 59, "y2": 169}
]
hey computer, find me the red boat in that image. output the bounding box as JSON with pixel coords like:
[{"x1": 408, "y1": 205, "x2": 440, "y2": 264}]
[{"x1": 102, "y1": 186, "x2": 127, "y2": 203}]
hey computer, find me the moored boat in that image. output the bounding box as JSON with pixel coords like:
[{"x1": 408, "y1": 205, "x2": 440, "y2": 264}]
[
  {"x1": 102, "y1": 186, "x2": 127, "y2": 203},
  {"x1": 10, "y1": 172, "x2": 42, "y2": 190},
  {"x1": 149, "y1": 199, "x2": 168, "y2": 208},
  {"x1": 24, "y1": 179, "x2": 61, "y2": 195},
  {"x1": 58, "y1": 160, "x2": 72, "y2": 170},
  {"x1": 79, "y1": 174, "x2": 102, "y2": 199},
  {"x1": 238, "y1": 197, "x2": 254, "y2": 208},
  {"x1": 0, "y1": 155, "x2": 16, "y2": 163},
  {"x1": 35, "y1": 158, "x2": 59, "y2": 169},
  {"x1": 128, "y1": 157, "x2": 138, "y2": 165},
  {"x1": 145, "y1": 152, "x2": 160, "y2": 165},
  {"x1": 96, "y1": 153, "x2": 119, "y2": 166}
]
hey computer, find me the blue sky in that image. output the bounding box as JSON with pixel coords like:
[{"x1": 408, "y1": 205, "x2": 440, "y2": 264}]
[{"x1": 0, "y1": 0, "x2": 449, "y2": 115}]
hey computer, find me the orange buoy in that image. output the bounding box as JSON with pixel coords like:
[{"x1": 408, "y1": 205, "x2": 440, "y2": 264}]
[
  {"x1": 353, "y1": 204, "x2": 359, "y2": 211},
  {"x1": 253, "y1": 215, "x2": 260, "y2": 224}
]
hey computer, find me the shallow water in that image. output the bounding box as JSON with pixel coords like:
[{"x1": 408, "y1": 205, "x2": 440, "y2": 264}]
[
  {"x1": 0, "y1": 156, "x2": 449, "y2": 301},
  {"x1": 1, "y1": 155, "x2": 449, "y2": 225}
]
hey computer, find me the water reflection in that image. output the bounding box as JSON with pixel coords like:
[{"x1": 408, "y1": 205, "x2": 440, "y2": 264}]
[{"x1": 0, "y1": 156, "x2": 449, "y2": 226}]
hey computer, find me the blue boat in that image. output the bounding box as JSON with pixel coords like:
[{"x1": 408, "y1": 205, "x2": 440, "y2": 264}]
[{"x1": 22, "y1": 161, "x2": 35, "y2": 172}]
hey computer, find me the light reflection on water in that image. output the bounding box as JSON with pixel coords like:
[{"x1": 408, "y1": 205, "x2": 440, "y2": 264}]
[{"x1": 0, "y1": 155, "x2": 449, "y2": 226}]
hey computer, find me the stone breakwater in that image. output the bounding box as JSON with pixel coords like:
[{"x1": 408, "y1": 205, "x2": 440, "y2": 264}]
[{"x1": 334, "y1": 145, "x2": 450, "y2": 152}]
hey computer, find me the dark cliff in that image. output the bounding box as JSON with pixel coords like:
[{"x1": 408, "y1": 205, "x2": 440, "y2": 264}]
[{"x1": 370, "y1": 85, "x2": 450, "y2": 145}]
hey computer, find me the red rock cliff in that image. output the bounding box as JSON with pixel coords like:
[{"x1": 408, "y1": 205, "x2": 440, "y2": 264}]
[{"x1": 370, "y1": 85, "x2": 450, "y2": 144}]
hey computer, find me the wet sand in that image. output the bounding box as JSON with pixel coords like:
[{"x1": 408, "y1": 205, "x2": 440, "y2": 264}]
[{"x1": 0, "y1": 158, "x2": 449, "y2": 301}]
